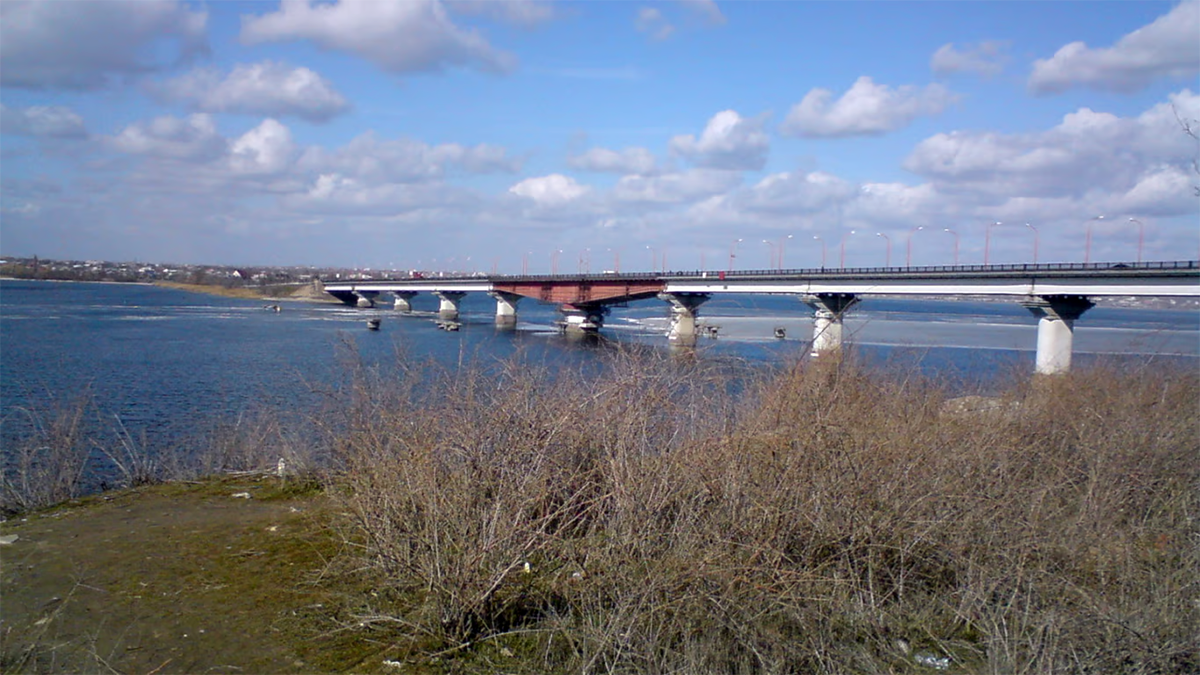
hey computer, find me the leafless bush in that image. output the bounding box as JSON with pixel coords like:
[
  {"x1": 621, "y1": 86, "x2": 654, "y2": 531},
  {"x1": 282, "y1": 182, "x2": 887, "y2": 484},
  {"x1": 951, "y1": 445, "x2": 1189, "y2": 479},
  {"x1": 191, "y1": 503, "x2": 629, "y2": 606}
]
[
  {"x1": 1, "y1": 393, "x2": 94, "y2": 514},
  {"x1": 332, "y1": 352, "x2": 1199, "y2": 673}
]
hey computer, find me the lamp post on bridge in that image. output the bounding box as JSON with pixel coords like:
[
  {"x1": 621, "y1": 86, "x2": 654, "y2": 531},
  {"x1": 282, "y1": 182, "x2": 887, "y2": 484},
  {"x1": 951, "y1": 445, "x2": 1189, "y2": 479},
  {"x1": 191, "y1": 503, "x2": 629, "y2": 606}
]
[
  {"x1": 839, "y1": 230, "x2": 857, "y2": 269},
  {"x1": 728, "y1": 238, "x2": 743, "y2": 271},
  {"x1": 813, "y1": 235, "x2": 826, "y2": 269},
  {"x1": 607, "y1": 247, "x2": 621, "y2": 273},
  {"x1": 906, "y1": 226, "x2": 924, "y2": 267},
  {"x1": 551, "y1": 249, "x2": 563, "y2": 275},
  {"x1": 943, "y1": 228, "x2": 960, "y2": 265},
  {"x1": 1026, "y1": 223, "x2": 1039, "y2": 263},
  {"x1": 1085, "y1": 215, "x2": 1104, "y2": 264},
  {"x1": 984, "y1": 221, "x2": 1002, "y2": 265},
  {"x1": 1129, "y1": 218, "x2": 1145, "y2": 263},
  {"x1": 779, "y1": 234, "x2": 794, "y2": 269},
  {"x1": 763, "y1": 240, "x2": 777, "y2": 269},
  {"x1": 876, "y1": 232, "x2": 892, "y2": 267}
]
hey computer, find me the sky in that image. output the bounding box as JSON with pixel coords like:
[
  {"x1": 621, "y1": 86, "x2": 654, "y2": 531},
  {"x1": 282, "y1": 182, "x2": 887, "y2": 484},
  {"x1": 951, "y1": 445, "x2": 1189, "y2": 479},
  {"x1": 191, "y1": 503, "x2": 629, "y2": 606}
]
[{"x1": 1, "y1": 0, "x2": 1198, "y2": 273}]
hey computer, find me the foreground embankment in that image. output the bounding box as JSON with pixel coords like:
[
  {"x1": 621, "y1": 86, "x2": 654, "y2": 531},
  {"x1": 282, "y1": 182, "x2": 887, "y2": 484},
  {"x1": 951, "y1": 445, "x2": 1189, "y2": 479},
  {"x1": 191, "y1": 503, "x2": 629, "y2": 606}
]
[{"x1": 3, "y1": 354, "x2": 1197, "y2": 673}]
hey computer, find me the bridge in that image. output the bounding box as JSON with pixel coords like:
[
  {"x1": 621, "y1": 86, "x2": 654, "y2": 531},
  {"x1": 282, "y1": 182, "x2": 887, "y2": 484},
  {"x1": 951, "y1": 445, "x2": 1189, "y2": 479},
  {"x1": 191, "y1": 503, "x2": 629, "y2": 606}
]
[{"x1": 322, "y1": 261, "x2": 1200, "y2": 375}]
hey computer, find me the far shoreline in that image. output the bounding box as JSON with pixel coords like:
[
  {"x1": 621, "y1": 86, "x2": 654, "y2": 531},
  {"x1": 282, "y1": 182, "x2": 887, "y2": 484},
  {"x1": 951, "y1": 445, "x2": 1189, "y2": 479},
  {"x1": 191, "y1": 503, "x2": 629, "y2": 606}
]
[{"x1": 0, "y1": 276, "x2": 340, "y2": 303}]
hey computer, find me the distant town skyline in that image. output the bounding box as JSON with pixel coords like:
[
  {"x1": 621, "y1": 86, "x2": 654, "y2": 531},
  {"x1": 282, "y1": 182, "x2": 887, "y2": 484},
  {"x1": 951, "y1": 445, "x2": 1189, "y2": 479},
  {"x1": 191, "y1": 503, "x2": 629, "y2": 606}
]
[{"x1": 2, "y1": 0, "x2": 1198, "y2": 273}]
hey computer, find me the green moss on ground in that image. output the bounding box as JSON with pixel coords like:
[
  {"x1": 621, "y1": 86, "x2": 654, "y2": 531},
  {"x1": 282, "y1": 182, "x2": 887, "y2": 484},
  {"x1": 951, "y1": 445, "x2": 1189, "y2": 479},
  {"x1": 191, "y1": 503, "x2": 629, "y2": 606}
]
[{"x1": 0, "y1": 476, "x2": 396, "y2": 674}]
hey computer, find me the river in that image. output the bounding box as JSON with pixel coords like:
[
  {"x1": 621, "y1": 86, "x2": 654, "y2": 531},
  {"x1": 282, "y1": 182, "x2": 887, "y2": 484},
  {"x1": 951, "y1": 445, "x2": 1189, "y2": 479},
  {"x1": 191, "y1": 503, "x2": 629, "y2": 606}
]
[{"x1": 2, "y1": 279, "x2": 1197, "y2": 459}]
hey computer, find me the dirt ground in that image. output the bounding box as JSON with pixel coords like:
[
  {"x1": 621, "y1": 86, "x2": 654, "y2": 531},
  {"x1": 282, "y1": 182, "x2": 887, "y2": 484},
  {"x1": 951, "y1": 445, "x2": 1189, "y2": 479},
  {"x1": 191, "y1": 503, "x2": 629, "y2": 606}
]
[{"x1": 0, "y1": 477, "x2": 380, "y2": 674}]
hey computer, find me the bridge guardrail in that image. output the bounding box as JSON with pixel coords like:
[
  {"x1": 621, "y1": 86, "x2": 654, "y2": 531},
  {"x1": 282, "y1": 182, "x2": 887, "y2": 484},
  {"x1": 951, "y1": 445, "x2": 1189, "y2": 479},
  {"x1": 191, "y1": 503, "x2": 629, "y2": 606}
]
[{"x1": 324, "y1": 260, "x2": 1199, "y2": 285}]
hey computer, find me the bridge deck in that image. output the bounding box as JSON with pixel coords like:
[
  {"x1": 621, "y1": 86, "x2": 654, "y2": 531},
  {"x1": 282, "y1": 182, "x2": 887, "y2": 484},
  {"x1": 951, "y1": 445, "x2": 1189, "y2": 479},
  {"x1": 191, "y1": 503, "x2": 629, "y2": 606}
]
[{"x1": 323, "y1": 261, "x2": 1200, "y2": 302}]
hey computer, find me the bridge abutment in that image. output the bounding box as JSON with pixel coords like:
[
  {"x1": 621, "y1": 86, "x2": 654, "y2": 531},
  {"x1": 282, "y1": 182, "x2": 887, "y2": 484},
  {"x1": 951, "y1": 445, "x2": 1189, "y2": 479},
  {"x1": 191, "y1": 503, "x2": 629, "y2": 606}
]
[
  {"x1": 1022, "y1": 295, "x2": 1094, "y2": 375},
  {"x1": 392, "y1": 291, "x2": 418, "y2": 312},
  {"x1": 489, "y1": 291, "x2": 521, "y2": 329},
  {"x1": 802, "y1": 293, "x2": 860, "y2": 356},
  {"x1": 435, "y1": 291, "x2": 466, "y2": 320},
  {"x1": 657, "y1": 292, "x2": 711, "y2": 346}
]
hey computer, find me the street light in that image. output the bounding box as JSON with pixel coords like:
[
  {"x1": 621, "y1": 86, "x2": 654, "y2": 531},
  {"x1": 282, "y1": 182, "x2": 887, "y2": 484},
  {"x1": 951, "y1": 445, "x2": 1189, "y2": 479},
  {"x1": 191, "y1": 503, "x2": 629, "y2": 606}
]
[
  {"x1": 1129, "y1": 217, "x2": 1145, "y2": 264},
  {"x1": 779, "y1": 234, "x2": 794, "y2": 269},
  {"x1": 607, "y1": 247, "x2": 621, "y2": 273},
  {"x1": 906, "y1": 226, "x2": 924, "y2": 267},
  {"x1": 813, "y1": 235, "x2": 826, "y2": 269},
  {"x1": 646, "y1": 245, "x2": 656, "y2": 272},
  {"x1": 984, "y1": 221, "x2": 1002, "y2": 265},
  {"x1": 943, "y1": 228, "x2": 959, "y2": 265},
  {"x1": 1026, "y1": 223, "x2": 1039, "y2": 264},
  {"x1": 728, "y1": 238, "x2": 743, "y2": 271},
  {"x1": 876, "y1": 232, "x2": 892, "y2": 267},
  {"x1": 763, "y1": 240, "x2": 777, "y2": 269},
  {"x1": 839, "y1": 230, "x2": 857, "y2": 269},
  {"x1": 1085, "y1": 215, "x2": 1104, "y2": 264}
]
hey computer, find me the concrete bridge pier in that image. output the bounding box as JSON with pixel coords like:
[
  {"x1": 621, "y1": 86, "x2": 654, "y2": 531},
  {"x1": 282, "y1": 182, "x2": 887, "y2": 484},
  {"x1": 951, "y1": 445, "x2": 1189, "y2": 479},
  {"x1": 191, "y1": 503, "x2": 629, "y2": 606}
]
[
  {"x1": 802, "y1": 293, "x2": 860, "y2": 356},
  {"x1": 657, "y1": 292, "x2": 711, "y2": 346},
  {"x1": 557, "y1": 304, "x2": 607, "y2": 337},
  {"x1": 488, "y1": 291, "x2": 522, "y2": 329},
  {"x1": 435, "y1": 291, "x2": 467, "y2": 320},
  {"x1": 1022, "y1": 295, "x2": 1094, "y2": 375},
  {"x1": 392, "y1": 291, "x2": 418, "y2": 312},
  {"x1": 354, "y1": 290, "x2": 381, "y2": 308}
]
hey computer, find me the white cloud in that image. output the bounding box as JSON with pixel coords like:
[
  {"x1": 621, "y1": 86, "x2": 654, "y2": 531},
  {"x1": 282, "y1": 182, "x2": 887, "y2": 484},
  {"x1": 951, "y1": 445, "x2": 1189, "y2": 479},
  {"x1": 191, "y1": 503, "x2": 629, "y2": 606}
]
[
  {"x1": 444, "y1": 0, "x2": 556, "y2": 27},
  {"x1": 229, "y1": 119, "x2": 297, "y2": 175},
  {"x1": 1111, "y1": 165, "x2": 1197, "y2": 216},
  {"x1": 284, "y1": 173, "x2": 471, "y2": 215},
  {"x1": 635, "y1": 7, "x2": 674, "y2": 41},
  {"x1": 669, "y1": 110, "x2": 769, "y2": 170},
  {"x1": 1029, "y1": 0, "x2": 1200, "y2": 94},
  {"x1": 569, "y1": 147, "x2": 657, "y2": 175},
  {"x1": 109, "y1": 113, "x2": 226, "y2": 160},
  {"x1": 904, "y1": 90, "x2": 1200, "y2": 202},
  {"x1": 931, "y1": 41, "x2": 1008, "y2": 77},
  {"x1": 297, "y1": 132, "x2": 520, "y2": 183},
  {"x1": 613, "y1": 168, "x2": 741, "y2": 204},
  {"x1": 0, "y1": 0, "x2": 208, "y2": 90},
  {"x1": 676, "y1": 0, "x2": 726, "y2": 25},
  {"x1": 0, "y1": 104, "x2": 87, "y2": 138},
  {"x1": 744, "y1": 171, "x2": 856, "y2": 214},
  {"x1": 782, "y1": 76, "x2": 957, "y2": 138},
  {"x1": 510, "y1": 174, "x2": 590, "y2": 204},
  {"x1": 849, "y1": 182, "x2": 941, "y2": 223},
  {"x1": 154, "y1": 62, "x2": 349, "y2": 123},
  {"x1": 240, "y1": 0, "x2": 515, "y2": 76}
]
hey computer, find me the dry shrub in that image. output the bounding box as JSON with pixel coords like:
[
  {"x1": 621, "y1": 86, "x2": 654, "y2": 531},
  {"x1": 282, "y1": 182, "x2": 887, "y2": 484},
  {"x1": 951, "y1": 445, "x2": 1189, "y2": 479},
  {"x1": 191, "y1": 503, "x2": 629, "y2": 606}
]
[
  {"x1": 331, "y1": 351, "x2": 1199, "y2": 674},
  {"x1": 1, "y1": 393, "x2": 94, "y2": 514}
]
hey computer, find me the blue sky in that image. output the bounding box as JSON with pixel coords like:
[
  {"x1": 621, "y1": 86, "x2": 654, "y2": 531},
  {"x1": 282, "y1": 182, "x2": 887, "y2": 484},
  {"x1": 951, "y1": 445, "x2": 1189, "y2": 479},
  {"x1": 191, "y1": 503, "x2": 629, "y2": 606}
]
[{"x1": 1, "y1": 0, "x2": 1197, "y2": 272}]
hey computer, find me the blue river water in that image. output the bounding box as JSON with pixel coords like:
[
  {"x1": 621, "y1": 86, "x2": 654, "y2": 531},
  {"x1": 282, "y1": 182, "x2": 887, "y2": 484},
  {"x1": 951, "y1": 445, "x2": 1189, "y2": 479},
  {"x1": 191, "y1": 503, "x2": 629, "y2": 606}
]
[{"x1": 1, "y1": 279, "x2": 1197, "y2": 455}]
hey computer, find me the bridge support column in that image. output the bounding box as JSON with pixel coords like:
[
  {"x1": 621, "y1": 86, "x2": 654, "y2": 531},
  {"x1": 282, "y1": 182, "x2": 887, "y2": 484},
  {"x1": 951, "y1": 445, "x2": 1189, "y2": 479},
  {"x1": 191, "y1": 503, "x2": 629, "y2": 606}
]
[
  {"x1": 1022, "y1": 295, "x2": 1094, "y2": 375},
  {"x1": 488, "y1": 291, "x2": 521, "y2": 329},
  {"x1": 392, "y1": 291, "x2": 417, "y2": 312},
  {"x1": 557, "y1": 304, "x2": 607, "y2": 336},
  {"x1": 435, "y1": 291, "x2": 466, "y2": 320},
  {"x1": 657, "y1": 292, "x2": 710, "y2": 346},
  {"x1": 802, "y1": 293, "x2": 860, "y2": 356},
  {"x1": 354, "y1": 291, "x2": 380, "y2": 308}
]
